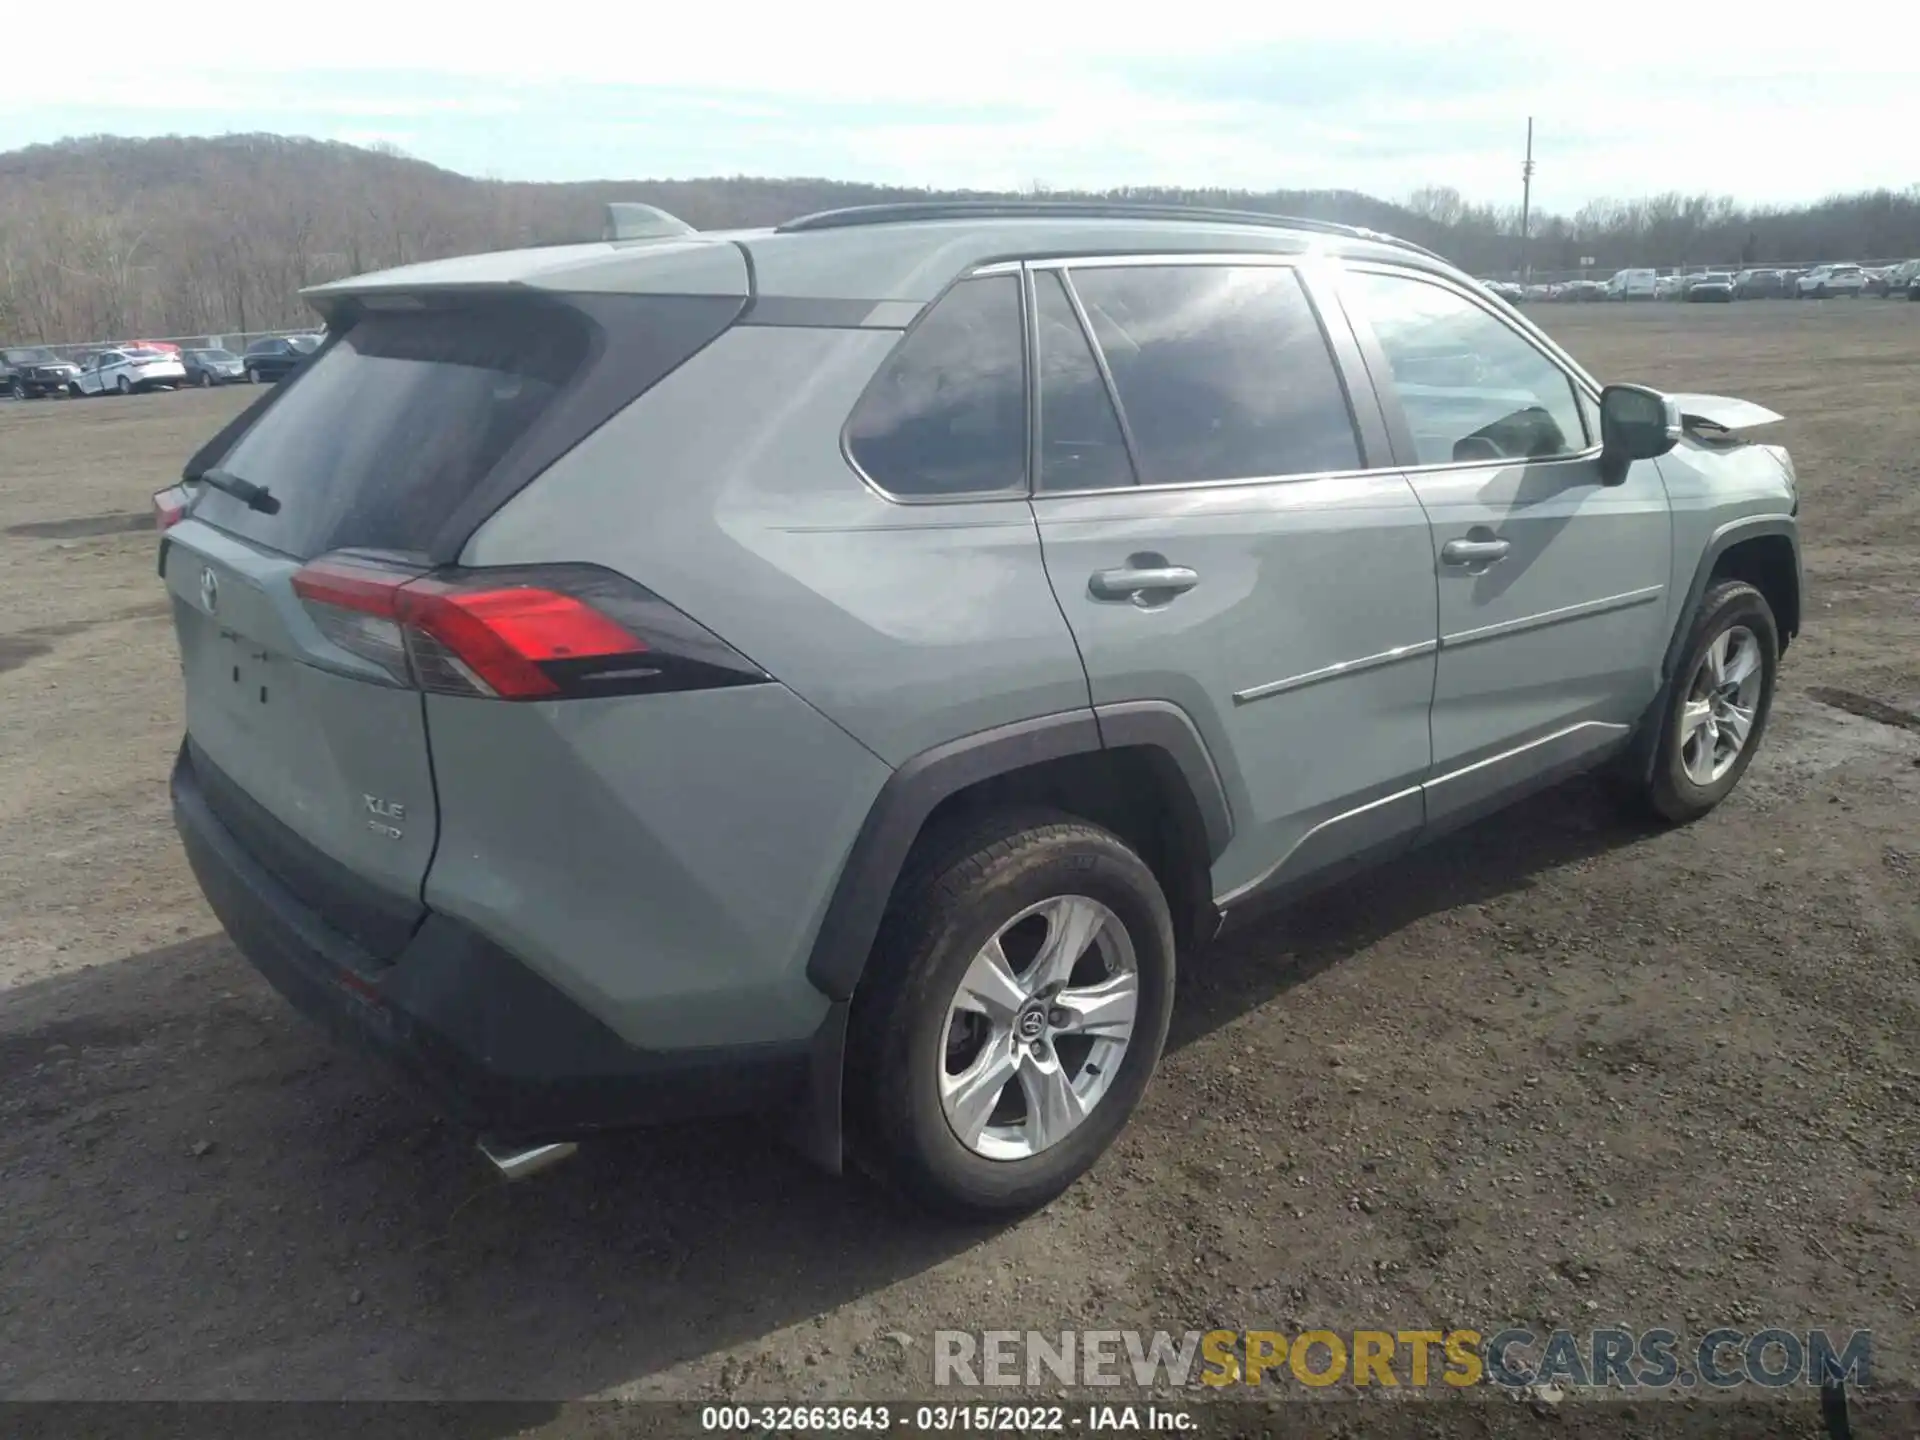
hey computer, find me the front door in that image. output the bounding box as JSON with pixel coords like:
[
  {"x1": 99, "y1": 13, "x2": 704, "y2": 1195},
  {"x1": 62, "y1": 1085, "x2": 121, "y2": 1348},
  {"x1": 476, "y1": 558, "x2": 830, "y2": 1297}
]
[
  {"x1": 1027, "y1": 258, "x2": 1440, "y2": 908},
  {"x1": 1335, "y1": 265, "x2": 1673, "y2": 828}
]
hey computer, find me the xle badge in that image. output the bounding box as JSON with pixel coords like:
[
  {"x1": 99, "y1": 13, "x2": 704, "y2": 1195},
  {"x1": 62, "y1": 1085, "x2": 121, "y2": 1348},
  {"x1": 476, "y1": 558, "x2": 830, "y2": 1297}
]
[{"x1": 364, "y1": 794, "x2": 406, "y2": 840}]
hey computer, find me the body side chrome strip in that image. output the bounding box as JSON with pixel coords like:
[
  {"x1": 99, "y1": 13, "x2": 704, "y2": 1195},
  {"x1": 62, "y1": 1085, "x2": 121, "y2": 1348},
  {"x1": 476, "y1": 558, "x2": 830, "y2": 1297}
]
[
  {"x1": 1214, "y1": 719, "x2": 1631, "y2": 909},
  {"x1": 1442, "y1": 585, "x2": 1664, "y2": 650},
  {"x1": 1232, "y1": 639, "x2": 1437, "y2": 706},
  {"x1": 1419, "y1": 720, "x2": 1630, "y2": 792},
  {"x1": 1215, "y1": 784, "x2": 1420, "y2": 908}
]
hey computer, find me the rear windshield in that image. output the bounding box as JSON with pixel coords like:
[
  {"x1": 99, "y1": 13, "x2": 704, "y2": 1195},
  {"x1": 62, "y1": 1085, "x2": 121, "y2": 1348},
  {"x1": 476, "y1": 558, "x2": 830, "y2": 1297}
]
[{"x1": 194, "y1": 303, "x2": 590, "y2": 559}]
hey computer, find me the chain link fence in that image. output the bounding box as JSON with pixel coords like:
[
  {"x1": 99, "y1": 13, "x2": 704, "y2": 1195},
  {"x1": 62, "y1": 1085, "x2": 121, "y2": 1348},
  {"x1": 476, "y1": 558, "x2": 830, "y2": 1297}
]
[{"x1": 22, "y1": 328, "x2": 319, "y2": 365}]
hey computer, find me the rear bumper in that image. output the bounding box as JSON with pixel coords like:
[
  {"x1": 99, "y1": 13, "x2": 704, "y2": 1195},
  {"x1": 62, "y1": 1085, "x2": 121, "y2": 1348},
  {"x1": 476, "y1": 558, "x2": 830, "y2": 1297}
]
[{"x1": 171, "y1": 740, "x2": 827, "y2": 1146}]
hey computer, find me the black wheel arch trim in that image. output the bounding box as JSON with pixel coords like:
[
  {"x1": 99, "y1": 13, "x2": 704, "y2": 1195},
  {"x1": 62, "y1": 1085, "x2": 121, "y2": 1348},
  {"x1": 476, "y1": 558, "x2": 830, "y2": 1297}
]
[
  {"x1": 803, "y1": 704, "x2": 1232, "y2": 1003},
  {"x1": 1662, "y1": 513, "x2": 1800, "y2": 681},
  {"x1": 1625, "y1": 512, "x2": 1799, "y2": 785}
]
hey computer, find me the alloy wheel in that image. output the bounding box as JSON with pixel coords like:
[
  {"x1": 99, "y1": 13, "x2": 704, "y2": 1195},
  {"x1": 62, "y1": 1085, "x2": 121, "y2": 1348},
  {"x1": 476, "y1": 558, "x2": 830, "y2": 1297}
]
[
  {"x1": 1680, "y1": 625, "x2": 1763, "y2": 785},
  {"x1": 938, "y1": 895, "x2": 1139, "y2": 1161}
]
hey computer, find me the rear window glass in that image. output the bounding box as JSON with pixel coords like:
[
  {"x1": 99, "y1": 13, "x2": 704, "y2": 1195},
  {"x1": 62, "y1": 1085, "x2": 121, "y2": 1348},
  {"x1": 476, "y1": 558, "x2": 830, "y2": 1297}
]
[
  {"x1": 194, "y1": 304, "x2": 590, "y2": 558},
  {"x1": 1034, "y1": 271, "x2": 1134, "y2": 492},
  {"x1": 1072, "y1": 265, "x2": 1362, "y2": 485}
]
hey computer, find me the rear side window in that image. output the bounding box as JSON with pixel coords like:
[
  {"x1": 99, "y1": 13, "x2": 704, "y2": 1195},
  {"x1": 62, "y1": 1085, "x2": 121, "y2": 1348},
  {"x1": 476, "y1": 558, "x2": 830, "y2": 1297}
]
[
  {"x1": 1346, "y1": 270, "x2": 1587, "y2": 466},
  {"x1": 195, "y1": 303, "x2": 589, "y2": 558},
  {"x1": 1034, "y1": 271, "x2": 1134, "y2": 492},
  {"x1": 1070, "y1": 264, "x2": 1361, "y2": 485},
  {"x1": 845, "y1": 276, "x2": 1026, "y2": 498}
]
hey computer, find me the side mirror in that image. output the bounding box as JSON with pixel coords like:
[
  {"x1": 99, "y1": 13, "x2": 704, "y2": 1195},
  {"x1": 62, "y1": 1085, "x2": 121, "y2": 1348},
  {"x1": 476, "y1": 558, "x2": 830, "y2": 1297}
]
[{"x1": 1598, "y1": 384, "x2": 1678, "y2": 484}]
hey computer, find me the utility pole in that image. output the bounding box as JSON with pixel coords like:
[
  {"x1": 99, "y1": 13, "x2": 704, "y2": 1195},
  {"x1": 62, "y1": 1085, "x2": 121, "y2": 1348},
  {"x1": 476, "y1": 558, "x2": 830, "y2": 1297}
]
[{"x1": 1519, "y1": 117, "x2": 1535, "y2": 282}]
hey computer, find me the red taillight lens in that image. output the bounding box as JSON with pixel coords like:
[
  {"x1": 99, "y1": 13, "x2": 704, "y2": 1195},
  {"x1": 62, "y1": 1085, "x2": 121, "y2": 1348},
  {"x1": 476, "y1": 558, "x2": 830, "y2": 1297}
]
[
  {"x1": 291, "y1": 556, "x2": 763, "y2": 701},
  {"x1": 152, "y1": 484, "x2": 193, "y2": 531}
]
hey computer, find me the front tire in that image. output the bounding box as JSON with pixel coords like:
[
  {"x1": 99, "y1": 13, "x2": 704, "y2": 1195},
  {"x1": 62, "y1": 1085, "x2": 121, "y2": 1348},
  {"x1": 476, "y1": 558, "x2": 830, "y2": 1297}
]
[
  {"x1": 848, "y1": 809, "x2": 1176, "y2": 1218},
  {"x1": 116, "y1": 375, "x2": 132, "y2": 395},
  {"x1": 198, "y1": 371, "x2": 212, "y2": 388},
  {"x1": 1635, "y1": 580, "x2": 1779, "y2": 824}
]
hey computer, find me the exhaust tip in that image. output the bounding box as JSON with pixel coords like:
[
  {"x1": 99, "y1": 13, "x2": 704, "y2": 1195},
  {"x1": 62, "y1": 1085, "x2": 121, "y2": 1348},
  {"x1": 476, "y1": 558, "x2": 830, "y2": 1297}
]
[{"x1": 478, "y1": 1138, "x2": 578, "y2": 1181}]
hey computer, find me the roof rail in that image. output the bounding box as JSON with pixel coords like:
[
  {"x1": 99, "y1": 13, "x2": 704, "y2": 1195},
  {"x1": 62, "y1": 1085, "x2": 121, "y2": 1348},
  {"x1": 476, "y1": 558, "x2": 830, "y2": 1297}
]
[
  {"x1": 775, "y1": 200, "x2": 1445, "y2": 261},
  {"x1": 602, "y1": 202, "x2": 698, "y2": 242}
]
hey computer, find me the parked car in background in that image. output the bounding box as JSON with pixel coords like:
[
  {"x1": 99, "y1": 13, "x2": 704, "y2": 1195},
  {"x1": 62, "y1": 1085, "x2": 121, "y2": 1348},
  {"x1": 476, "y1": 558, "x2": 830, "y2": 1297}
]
[
  {"x1": 69, "y1": 347, "x2": 187, "y2": 395},
  {"x1": 132, "y1": 339, "x2": 183, "y2": 355},
  {"x1": 1482, "y1": 280, "x2": 1524, "y2": 303},
  {"x1": 1562, "y1": 279, "x2": 1609, "y2": 303},
  {"x1": 1684, "y1": 272, "x2": 1736, "y2": 303},
  {"x1": 1655, "y1": 273, "x2": 1687, "y2": 300},
  {"x1": 1606, "y1": 268, "x2": 1659, "y2": 300},
  {"x1": 241, "y1": 333, "x2": 322, "y2": 383},
  {"x1": 153, "y1": 198, "x2": 1804, "y2": 1216},
  {"x1": 3, "y1": 346, "x2": 81, "y2": 399},
  {"x1": 1909, "y1": 265, "x2": 1920, "y2": 301},
  {"x1": 1733, "y1": 269, "x2": 1787, "y2": 299},
  {"x1": 1868, "y1": 259, "x2": 1919, "y2": 297},
  {"x1": 1796, "y1": 263, "x2": 1867, "y2": 298},
  {"x1": 1522, "y1": 283, "x2": 1552, "y2": 302},
  {"x1": 181, "y1": 348, "x2": 247, "y2": 387}
]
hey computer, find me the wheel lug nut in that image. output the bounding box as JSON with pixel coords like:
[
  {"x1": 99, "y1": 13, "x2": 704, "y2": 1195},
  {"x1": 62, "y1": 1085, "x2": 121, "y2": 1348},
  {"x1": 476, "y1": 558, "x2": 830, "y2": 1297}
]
[{"x1": 1049, "y1": 1008, "x2": 1069, "y2": 1027}]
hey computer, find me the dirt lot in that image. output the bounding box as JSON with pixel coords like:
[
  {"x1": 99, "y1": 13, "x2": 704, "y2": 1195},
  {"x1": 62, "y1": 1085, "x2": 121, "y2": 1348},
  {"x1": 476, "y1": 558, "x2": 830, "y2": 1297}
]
[{"x1": 1, "y1": 304, "x2": 1916, "y2": 1410}]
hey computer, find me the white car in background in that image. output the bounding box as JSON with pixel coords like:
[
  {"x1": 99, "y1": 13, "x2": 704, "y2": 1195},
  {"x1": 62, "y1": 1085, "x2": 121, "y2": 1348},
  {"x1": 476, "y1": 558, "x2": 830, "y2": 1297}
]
[
  {"x1": 1606, "y1": 267, "x2": 1658, "y2": 299},
  {"x1": 69, "y1": 347, "x2": 188, "y2": 395},
  {"x1": 1795, "y1": 263, "x2": 1867, "y2": 298}
]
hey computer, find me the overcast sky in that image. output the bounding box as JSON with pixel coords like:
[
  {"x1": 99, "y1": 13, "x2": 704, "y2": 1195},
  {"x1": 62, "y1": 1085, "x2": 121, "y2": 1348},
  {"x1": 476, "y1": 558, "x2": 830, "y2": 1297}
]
[{"x1": 6, "y1": 1, "x2": 1911, "y2": 213}]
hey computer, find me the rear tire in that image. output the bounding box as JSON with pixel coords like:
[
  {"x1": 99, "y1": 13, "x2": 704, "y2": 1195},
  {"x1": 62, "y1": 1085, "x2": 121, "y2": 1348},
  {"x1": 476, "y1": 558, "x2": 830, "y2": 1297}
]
[
  {"x1": 1629, "y1": 580, "x2": 1779, "y2": 825},
  {"x1": 198, "y1": 371, "x2": 212, "y2": 388},
  {"x1": 847, "y1": 808, "x2": 1175, "y2": 1219},
  {"x1": 116, "y1": 375, "x2": 131, "y2": 395}
]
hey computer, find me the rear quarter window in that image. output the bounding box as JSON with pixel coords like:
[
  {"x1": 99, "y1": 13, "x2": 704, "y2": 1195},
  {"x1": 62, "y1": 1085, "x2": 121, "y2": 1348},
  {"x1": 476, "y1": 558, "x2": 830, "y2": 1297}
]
[{"x1": 844, "y1": 275, "x2": 1027, "y2": 498}]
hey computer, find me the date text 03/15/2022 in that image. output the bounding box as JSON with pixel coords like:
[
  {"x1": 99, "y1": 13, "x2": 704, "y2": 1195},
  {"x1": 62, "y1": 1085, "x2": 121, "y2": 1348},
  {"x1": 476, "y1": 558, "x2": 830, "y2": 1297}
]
[{"x1": 699, "y1": 1404, "x2": 1193, "y2": 1432}]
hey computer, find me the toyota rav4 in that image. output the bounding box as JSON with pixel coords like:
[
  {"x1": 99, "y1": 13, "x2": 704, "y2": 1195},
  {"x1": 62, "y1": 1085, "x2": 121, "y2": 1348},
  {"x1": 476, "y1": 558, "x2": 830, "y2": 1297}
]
[{"x1": 157, "y1": 201, "x2": 1802, "y2": 1217}]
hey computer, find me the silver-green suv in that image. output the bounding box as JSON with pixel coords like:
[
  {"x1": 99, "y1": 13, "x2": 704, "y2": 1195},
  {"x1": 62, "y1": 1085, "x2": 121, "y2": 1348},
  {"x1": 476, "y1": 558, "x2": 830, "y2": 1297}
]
[{"x1": 159, "y1": 201, "x2": 1802, "y2": 1216}]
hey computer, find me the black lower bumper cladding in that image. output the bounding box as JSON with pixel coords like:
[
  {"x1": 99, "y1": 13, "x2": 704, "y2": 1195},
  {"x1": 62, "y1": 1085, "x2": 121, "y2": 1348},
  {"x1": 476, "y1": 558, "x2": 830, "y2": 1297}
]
[{"x1": 170, "y1": 741, "x2": 814, "y2": 1146}]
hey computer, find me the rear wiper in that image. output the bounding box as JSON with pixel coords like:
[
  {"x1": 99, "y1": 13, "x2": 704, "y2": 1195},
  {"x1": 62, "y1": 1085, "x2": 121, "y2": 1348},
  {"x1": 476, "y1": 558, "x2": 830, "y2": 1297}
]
[{"x1": 196, "y1": 467, "x2": 280, "y2": 515}]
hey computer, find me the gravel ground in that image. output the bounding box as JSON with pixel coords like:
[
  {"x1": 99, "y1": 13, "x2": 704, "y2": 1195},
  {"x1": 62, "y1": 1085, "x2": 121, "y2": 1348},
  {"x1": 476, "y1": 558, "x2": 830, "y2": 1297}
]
[{"x1": 0, "y1": 303, "x2": 1915, "y2": 1412}]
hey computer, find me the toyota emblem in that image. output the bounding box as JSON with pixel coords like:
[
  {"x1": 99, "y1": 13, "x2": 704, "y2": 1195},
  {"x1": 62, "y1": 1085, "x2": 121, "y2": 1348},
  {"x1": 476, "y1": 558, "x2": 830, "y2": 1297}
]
[{"x1": 199, "y1": 566, "x2": 219, "y2": 614}]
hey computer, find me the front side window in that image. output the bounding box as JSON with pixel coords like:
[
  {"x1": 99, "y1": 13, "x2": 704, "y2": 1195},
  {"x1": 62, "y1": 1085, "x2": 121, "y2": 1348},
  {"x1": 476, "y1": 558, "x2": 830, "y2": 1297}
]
[
  {"x1": 1070, "y1": 264, "x2": 1361, "y2": 485},
  {"x1": 1346, "y1": 270, "x2": 1588, "y2": 466},
  {"x1": 845, "y1": 275, "x2": 1026, "y2": 498}
]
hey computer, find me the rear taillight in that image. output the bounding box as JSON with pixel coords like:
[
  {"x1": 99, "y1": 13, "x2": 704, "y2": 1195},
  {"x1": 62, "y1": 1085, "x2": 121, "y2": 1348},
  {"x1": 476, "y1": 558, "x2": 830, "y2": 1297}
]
[
  {"x1": 291, "y1": 555, "x2": 766, "y2": 700},
  {"x1": 152, "y1": 483, "x2": 193, "y2": 531}
]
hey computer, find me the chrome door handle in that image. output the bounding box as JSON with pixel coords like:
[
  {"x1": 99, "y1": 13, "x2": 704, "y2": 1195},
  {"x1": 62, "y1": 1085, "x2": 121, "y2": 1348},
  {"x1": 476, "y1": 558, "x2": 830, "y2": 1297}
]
[
  {"x1": 1441, "y1": 538, "x2": 1511, "y2": 567},
  {"x1": 1088, "y1": 565, "x2": 1199, "y2": 603}
]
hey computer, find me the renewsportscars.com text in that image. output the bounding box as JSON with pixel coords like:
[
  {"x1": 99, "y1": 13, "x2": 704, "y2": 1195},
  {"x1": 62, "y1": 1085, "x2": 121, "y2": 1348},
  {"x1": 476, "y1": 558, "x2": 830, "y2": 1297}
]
[{"x1": 933, "y1": 1327, "x2": 1874, "y2": 1390}]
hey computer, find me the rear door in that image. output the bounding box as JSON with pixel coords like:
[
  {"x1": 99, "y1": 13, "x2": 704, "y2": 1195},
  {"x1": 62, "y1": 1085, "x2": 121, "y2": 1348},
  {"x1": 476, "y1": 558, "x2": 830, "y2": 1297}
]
[
  {"x1": 164, "y1": 297, "x2": 601, "y2": 959},
  {"x1": 1333, "y1": 263, "x2": 1672, "y2": 828},
  {"x1": 1028, "y1": 257, "x2": 1439, "y2": 908}
]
